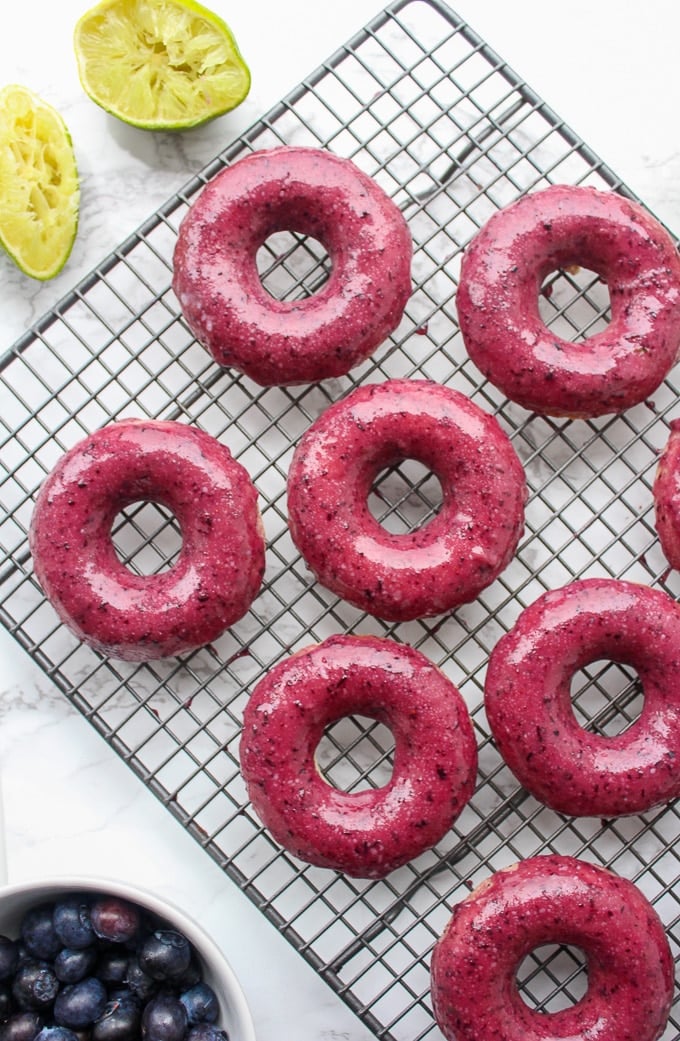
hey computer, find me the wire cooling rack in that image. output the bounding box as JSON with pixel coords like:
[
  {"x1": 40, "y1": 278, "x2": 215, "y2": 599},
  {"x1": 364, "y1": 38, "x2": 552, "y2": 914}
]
[{"x1": 2, "y1": 0, "x2": 680, "y2": 1037}]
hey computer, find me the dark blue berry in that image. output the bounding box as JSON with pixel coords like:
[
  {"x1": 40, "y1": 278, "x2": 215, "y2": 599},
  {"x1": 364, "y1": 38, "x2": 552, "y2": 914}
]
[
  {"x1": 124, "y1": 959, "x2": 156, "y2": 1003},
  {"x1": 138, "y1": 932, "x2": 191, "y2": 982},
  {"x1": 53, "y1": 948, "x2": 97, "y2": 985},
  {"x1": 141, "y1": 994, "x2": 187, "y2": 1041},
  {"x1": 109, "y1": 985, "x2": 139, "y2": 1002},
  {"x1": 53, "y1": 978, "x2": 107, "y2": 1029},
  {"x1": 1, "y1": 892, "x2": 227, "y2": 1041},
  {"x1": 13, "y1": 946, "x2": 30, "y2": 969},
  {"x1": 179, "y1": 984, "x2": 218, "y2": 1026},
  {"x1": 92, "y1": 994, "x2": 141, "y2": 1041},
  {"x1": 171, "y1": 957, "x2": 201, "y2": 991},
  {"x1": 89, "y1": 901, "x2": 139, "y2": 946},
  {"x1": 20, "y1": 910, "x2": 60, "y2": 963},
  {"x1": 187, "y1": 1026, "x2": 229, "y2": 1041},
  {"x1": 12, "y1": 962, "x2": 59, "y2": 1012},
  {"x1": 95, "y1": 950, "x2": 128, "y2": 987},
  {"x1": 0, "y1": 938, "x2": 19, "y2": 981},
  {"x1": 0, "y1": 982, "x2": 13, "y2": 1019},
  {"x1": 104, "y1": 988, "x2": 133, "y2": 1005},
  {"x1": 34, "y1": 1028, "x2": 79, "y2": 1041},
  {"x1": 52, "y1": 901, "x2": 94, "y2": 951},
  {"x1": 0, "y1": 1012, "x2": 43, "y2": 1041}
]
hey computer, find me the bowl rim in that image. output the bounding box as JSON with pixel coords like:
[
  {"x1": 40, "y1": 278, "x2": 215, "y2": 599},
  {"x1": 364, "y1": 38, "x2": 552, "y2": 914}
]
[{"x1": 0, "y1": 875, "x2": 256, "y2": 1041}]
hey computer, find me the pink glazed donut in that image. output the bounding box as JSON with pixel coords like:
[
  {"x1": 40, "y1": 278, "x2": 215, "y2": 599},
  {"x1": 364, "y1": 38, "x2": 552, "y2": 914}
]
[
  {"x1": 172, "y1": 146, "x2": 412, "y2": 386},
  {"x1": 240, "y1": 634, "x2": 478, "y2": 878},
  {"x1": 457, "y1": 184, "x2": 680, "y2": 417},
  {"x1": 653, "y1": 419, "x2": 680, "y2": 569},
  {"x1": 430, "y1": 855, "x2": 673, "y2": 1041},
  {"x1": 29, "y1": 418, "x2": 265, "y2": 662},
  {"x1": 484, "y1": 577, "x2": 680, "y2": 817},
  {"x1": 286, "y1": 379, "x2": 527, "y2": 621}
]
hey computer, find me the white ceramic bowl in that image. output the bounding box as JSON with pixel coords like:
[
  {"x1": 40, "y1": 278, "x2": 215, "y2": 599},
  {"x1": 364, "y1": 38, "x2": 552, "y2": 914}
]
[{"x1": 0, "y1": 877, "x2": 256, "y2": 1041}]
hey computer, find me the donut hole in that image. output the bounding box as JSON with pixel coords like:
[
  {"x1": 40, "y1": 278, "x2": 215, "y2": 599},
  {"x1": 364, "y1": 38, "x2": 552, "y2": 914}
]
[
  {"x1": 111, "y1": 501, "x2": 182, "y2": 574},
  {"x1": 369, "y1": 460, "x2": 443, "y2": 534},
  {"x1": 517, "y1": 943, "x2": 588, "y2": 1012},
  {"x1": 256, "y1": 231, "x2": 331, "y2": 300},
  {"x1": 539, "y1": 266, "x2": 611, "y2": 342},
  {"x1": 570, "y1": 659, "x2": 644, "y2": 737},
  {"x1": 316, "y1": 715, "x2": 395, "y2": 792}
]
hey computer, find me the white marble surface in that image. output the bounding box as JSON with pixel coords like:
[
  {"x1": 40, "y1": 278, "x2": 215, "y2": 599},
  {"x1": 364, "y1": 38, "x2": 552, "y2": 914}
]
[{"x1": 1, "y1": 1, "x2": 680, "y2": 1039}]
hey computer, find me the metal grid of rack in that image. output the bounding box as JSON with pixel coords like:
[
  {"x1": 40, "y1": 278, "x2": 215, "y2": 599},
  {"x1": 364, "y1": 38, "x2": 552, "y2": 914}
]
[{"x1": 2, "y1": 1, "x2": 679, "y2": 1037}]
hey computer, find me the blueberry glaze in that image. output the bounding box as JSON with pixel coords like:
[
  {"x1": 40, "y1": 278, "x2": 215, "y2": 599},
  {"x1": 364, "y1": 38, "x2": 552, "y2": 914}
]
[
  {"x1": 430, "y1": 855, "x2": 673, "y2": 1041},
  {"x1": 172, "y1": 146, "x2": 413, "y2": 387},
  {"x1": 484, "y1": 577, "x2": 680, "y2": 816},
  {"x1": 457, "y1": 184, "x2": 680, "y2": 417},
  {"x1": 29, "y1": 418, "x2": 265, "y2": 661},
  {"x1": 653, "y1": 419, "x2": 680, "y2": 570},
  {"x1": 287, "y1": 379, "x2": 526, "y2": 621},
  {"x1": 240, "y1": 633, "x2": 478, "y2": 878}
]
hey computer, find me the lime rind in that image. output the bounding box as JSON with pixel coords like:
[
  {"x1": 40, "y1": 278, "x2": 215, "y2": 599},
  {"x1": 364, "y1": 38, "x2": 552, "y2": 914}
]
[
  {"x1": 0, "y1": 85, "x2": 80, "y2": 281},
  {"x1": 74, "y1": 0, "x2": 251, "y2": 130}
]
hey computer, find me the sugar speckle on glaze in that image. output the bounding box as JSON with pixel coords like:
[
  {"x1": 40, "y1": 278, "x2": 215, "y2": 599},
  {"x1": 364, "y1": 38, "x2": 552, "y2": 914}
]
[
  {"x1": 28, "y1": 418, "x2": 266, "y2": 662},
  {"x1": 286, "y1": 379, "x2": 527, "y2": 622},
  {"x1": 172, "y1": 146, "x2": 413, "y2": 387},
  {"x1": 430, "y1": 854, "x2": 673, "y2": 1041},
  {"x1": 457, "y1": 184, "x2": 680, "y2": 418},
  {"x1": 239, "y1": 634, "x2": 478, "y2": 879},
  {"x1": 484, "y1": 577, "x2": 680, "y2": 817}
]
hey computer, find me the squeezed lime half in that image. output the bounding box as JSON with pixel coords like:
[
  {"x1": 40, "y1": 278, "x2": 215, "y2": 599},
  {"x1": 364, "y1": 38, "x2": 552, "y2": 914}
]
[
  {"x1": 0, "y1": 85, "x2": 79, "y2": 280},
  {"x1": 73, "y1": 0, "x2": 251, "y2": 130}
]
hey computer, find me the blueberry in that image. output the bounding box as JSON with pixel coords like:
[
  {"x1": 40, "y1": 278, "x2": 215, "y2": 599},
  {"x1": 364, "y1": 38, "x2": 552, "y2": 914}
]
[
  {"x1": 0, "y1": 1013, "x2": 44, "y2": 1041},
  {"x1": 34, "y1": 1028, "x2": 79, "y2": 1041},
  {"x1": 104, "y1": 987, "x2": 133, "y2": 1005},
  {"x1": 0, "y1": 1012, "x2": 43, "y2": 1041},
  {"x1": 92, "y1": 994, "x2": 141, "y2": 1041},
  {"x1": 170, "y1": 956, "x2": 202, "y2": 991},
  {"x1": 0, "y1": 981, "x2": 13, "y2": 1019},
  {"x1": 93, "y1": 950, "x2": 128, "y2": 988},
  {"x1": 1, "y1": 892, "x2": 227, "y2": 1041},
  {"x1": 52, "y1": 901, "x2": 94, "y2": 951},
  {"x1": 124, "y1": 959, "x2": 156, "y2": 1003},
  {"x1": 12, "y1": 962, "x2": 59, "y2": 1012},
  {"x1": 53, "y1": 978, "x2": 107, "y2": 1029},
  {"x1": 187, "y1": 1026, "x2": 229, "y2": 1041},
  {"x1": 179, "y1": 984, "x2": 218, "y2": 1026},
  {"x1": 0, "y1": 937, "x2": 19, "y2": 981},
  {"x1": 141, "y1": 994, "x2": 187, "y2": 1041},
  {"x1": 20, "y1": 909, "x2": 60, "y2": 962},
  {"x1": 138, "y1": 932, "x2": 191, "y2": 982},
  {"x1": 89, "y1": 901, "x2": 139, "y2": 946},
  {"x1": 53, "y1": 948, "x2": 97, "y2": 985}
]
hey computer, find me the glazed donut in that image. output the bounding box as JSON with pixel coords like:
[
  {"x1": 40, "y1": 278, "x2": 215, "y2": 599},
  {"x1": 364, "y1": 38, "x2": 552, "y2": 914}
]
[
  {"x1": 172, "y1": 146, "x2": 412, "y2": 386},
  {"x1": 286, "y1": 379, "x2": 526, "y2": 621},
  {"x1": 456, "y1": 184, "x2": 680, "y2": 418},
  {"x1": 484, "y1": 577, "x2": 680, "y2": 817},
  {"x1": 430, "y1": 854, "x2": 673, "y2": 1041},
  {"x1": 29, "y1": 418, "x2": 265, "y2": 662},
  {"x1": 653, "y1": 419, "x2": 680, "y2": 569},
  {"x1": 239, "y1": 634, "x2": 477, "y2": 878}
]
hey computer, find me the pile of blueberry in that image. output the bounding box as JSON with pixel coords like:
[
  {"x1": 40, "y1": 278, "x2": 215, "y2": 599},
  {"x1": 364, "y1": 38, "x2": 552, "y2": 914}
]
[{"x1": 0, "y1": 893, "x2": 230, "y2": 1041}]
